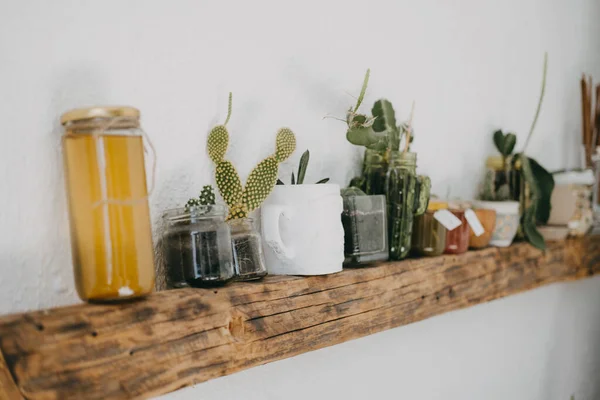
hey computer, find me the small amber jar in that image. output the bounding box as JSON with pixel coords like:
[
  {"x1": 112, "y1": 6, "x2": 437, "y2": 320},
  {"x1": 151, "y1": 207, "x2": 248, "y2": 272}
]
[
  {"x1": 469, "y1": 208, "x2": 497, "y2": 249},
  {"x1": 445, "y1": 209, "x2": 470, "y2": 254},
  {"x1": 412, "y1": 200, "x2": 448, "y2": 257},
  {"x1": 61, "y1": 106, "x2": 155, "y2": 302}
]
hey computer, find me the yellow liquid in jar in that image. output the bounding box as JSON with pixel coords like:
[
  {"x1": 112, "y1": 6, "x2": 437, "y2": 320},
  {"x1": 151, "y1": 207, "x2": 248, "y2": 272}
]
[{"x1": 63, "y1": 133, "x2": 155, "y2": 301}]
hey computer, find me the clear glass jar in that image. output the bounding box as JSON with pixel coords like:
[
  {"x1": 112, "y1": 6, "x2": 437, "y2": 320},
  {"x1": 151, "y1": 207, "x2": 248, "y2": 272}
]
[
  {"x1": 445, "y1": 209, "x2": 470, "y2": 254},
  {"x1": 361, "y1": 149, "x2": 388, "y2": 195},
  {"x1": 162, "y1": 205, "x2": 234, "y2": 288},
  {"x1": 482, "y1": 156, "x2": 529, "y2": 209},
  {"x1": 412, "y1": 200, "x2": 448, "y2": 257},
  {"x1": 229, "y1": 218, "x2": 267, "y2": 281},
  {"x1": 342, "y1": 194, "x2": 388, "y2": 265},
  {"x1": 61, "y1": 106, "x2": 155, "y2": 302},
  {"x1": 385, "y1": 152, "x2": 431, "y2": 260}
]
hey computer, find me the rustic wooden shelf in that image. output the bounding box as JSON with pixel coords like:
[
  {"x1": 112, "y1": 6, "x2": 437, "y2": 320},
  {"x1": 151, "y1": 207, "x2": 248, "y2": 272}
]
[{"x1": 1, "y1": 237, "x2": 599, "y2": 400}]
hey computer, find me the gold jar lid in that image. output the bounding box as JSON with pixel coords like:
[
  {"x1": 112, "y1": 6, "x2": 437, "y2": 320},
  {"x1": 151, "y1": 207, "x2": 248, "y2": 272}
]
[
  {"x1": 486, "y1": 155, "x2": 521, "y2": 170},
  {"x1": 427, "y1": 200, "x2": 448, "y2": 211},
  {"x1": 60, "y1": 106, "x2": 140, "y2": 125}
]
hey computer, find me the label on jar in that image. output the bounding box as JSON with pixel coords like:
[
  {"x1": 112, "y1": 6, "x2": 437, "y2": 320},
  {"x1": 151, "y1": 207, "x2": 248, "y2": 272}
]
[
  {"x1": 433, "y1": 209, "x2": 462, "y2": 231},
  {"x1": 465, "y1": 209, "x2": 485, "y2": 237}
]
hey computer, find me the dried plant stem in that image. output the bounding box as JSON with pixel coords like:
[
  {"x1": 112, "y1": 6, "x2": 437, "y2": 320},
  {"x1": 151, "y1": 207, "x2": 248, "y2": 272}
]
[
  {"x1": 224, "y1": 92, "x2": 233, "y2": 126},
  {"x1": 403, "y1": 101, "x2": 415, "y2": 153},
  {"x1": 523, "y1": 53, "x2": 548, "y2": 154}
]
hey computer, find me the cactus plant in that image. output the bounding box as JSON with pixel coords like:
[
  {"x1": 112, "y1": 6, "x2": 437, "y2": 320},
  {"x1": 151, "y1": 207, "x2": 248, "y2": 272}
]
[
  {"x1": 207, "y1": 93, "x2": 296, "y2": 219},
  {"x1": 185, "y1": 185, "x2": 216, "y2": 211},
  {"x1": 276, "y1": 149, "x2": 329, "y2": 185},
  {"x1": 342, "y1": 69, "x2": 409, "y2": 152}
]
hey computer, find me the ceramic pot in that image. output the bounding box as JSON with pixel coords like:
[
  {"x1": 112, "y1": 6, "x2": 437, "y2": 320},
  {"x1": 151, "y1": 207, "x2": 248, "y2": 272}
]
[
  {"x1": 469, "y1": 208, "x2": 497, "y2": 249},
  {"x1": 473, "y1": 201, "x2": 519, "y2": 247},
  {"x1": 261, "y1": 184, "x2": 344, "y2": 275}
]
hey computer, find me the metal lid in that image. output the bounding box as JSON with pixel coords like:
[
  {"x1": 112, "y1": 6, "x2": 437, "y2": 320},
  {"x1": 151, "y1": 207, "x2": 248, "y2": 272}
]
[
  {"x1": 60, "y1": 106, "x2": 140, "y2": 125},
  {"x1": 486, "y1": 155, "x2": 521, "y2": 170},
  {"x1": 427, "y1": 200, "x2": 448, "y2": 211}
]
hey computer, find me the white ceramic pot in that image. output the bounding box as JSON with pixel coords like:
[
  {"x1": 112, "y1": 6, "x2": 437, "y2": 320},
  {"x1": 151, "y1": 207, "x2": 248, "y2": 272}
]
[
  {"x1": 472, "y1": 200, "x2": 520, "y2": 247},
  {"x1": 261, "y1": 184, "x2": 344, "y2": 275}
]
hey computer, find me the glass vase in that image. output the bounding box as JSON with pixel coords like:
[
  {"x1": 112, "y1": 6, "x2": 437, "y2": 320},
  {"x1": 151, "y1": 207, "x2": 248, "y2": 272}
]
[{"x1": 229, "y1": 218, "x2": 268, "y2": 281}]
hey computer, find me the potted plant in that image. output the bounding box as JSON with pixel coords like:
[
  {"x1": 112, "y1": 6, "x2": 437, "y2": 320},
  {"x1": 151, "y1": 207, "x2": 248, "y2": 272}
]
[
  {"x1": 262, "y1": 150, "x2": 345, "y2": 275},
  {"x1": 478, "y1": 53, "x2": 555, "y2": 250},
  {"x1": 207, "y1": 93, "x2": 297, "y2": 280},
  {"x1": 331, "y1": 70, "x2": 430, "y2": 259}
]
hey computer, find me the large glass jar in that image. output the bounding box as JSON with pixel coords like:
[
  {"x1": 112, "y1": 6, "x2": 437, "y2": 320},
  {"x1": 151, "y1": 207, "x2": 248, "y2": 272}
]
[
  {"x1": 162, "y1": 205, "x2": 234, "y2": 288},
  {"x1": 445, "y1": 209, "x2": 470, "y2": 254},
  {"x1": 412, "y1": 200, "x2": 448, "y2": 257},
  {"x1": 342, "y1": 194, "x2": 388, "y2": 265},
  {"x1": 229, "y1": 218, "x2": 267, "y2": 281},
  {"x1": 385, "y1": 152, "x2": 431, "y2": 260},
  {"x1": 361, "y1": 149, "x2": 388, "y2": 195},
  {"x1": 61, "y1": 106, "x2": 155, "y2": 302}
]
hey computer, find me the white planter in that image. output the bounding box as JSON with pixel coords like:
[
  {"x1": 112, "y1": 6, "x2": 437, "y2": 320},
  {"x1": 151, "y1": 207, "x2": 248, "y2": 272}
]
[
  {"x1": 261, "y1": 184, "x2": 344, "y2": 275},
  {"x1": 472, "y1": 200, "x2": 520, "y2": 247}
]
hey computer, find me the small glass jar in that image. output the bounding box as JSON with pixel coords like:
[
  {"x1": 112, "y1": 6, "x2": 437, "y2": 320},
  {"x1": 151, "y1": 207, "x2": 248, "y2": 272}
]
[
  {"x1": 229, "y1": 218, "x2": 268, "y2": 281},
  {"x1": 361, "y1": 149, "x2": 388, "y2": 195},
  {"x1": 445, "y1": 209, "x2": 470, "y2": 254},
  {"x1": 469, "y1": 208, "x2": 497, "y2": 249},
  {"x1": 162, "y1": 205, "x2": 234, "y2": 288},
  {"x1": 342, "y1": 194, "x2": 388, "y2": 265},
  {"x1": 412, "y1": 200, "x2": 448, "y2": 257},
  {"x1": 61, "y1": 106, "x2": 155, "y2": 302},
  {"x1": 385, "y1": 152, "x2": 431, "y2": 260},
  {"x1": 483, "y1": 156, "x2": 529, "y2": 210}
]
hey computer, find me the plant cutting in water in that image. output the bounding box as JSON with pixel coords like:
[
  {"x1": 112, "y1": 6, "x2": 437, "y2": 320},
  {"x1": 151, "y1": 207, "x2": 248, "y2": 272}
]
[
  {"x1": 480, "y1": 53, "x2": 554, "y2": 251},
  {"x1": 276, "y1": 149, "x2": 329, "y2": 185},
  {"x1": 207, "y1": 93, "x2": 296, "y2": 219}
]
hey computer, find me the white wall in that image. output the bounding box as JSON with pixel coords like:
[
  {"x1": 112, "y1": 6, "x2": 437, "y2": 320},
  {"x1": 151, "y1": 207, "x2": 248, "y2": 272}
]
[
  {"x1": 0, "y1": 0, "x2": 599, "y2": 398},
  {"x1": 161, "y1": 276, "x2": 600, "y2": 400}
]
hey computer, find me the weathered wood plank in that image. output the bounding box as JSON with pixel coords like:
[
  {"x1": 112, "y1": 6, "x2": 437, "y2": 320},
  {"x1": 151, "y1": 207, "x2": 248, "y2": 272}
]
[{"x1": 0, "y1": 237, "x2": 598, "y2": 399}]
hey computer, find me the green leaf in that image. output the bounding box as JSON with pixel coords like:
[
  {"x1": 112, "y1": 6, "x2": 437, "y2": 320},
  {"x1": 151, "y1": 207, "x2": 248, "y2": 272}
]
[
  {"x1": 371, "y1": 99, "x2": 397, "y2": 133},
  {"x1": 316, "y1": 178, "x2": 330, "y2": 184},
  {"x1": 528, "y1": 157, "x2": 554, "y2": 224},
  {"x1": 493, "y1": 130, "x2": 505, "y2": 154},
  {"x1": 346, "y1": 126, "x2": 388, "y2": 150},
  {"x1": 297, "y1": 150, "x2": 309, "y2": 185},
  {"x1": 518, "y1": 154, "x2": 547, "y2": 250},
  {"x1": 503, "y1": 133, "x2": 517, "y2": 156},
  {"x1": 291, "y1": 172, "x2": 295, "y2": 185},
  {"x1": 354, "y1": 69, "x2": 370, "y2": 113},
  {"x1": 522, "y1": 205, "x2": 546, "y2": 250}
]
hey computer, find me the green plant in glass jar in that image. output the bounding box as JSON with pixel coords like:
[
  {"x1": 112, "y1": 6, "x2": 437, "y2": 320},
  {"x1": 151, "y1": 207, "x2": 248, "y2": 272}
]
[
  {"x1": 207, "y1": 93, "x2": 297, "y2": 280},
  {"x1": 479, "y1": 53, "x2": 555, "y2": 250}
]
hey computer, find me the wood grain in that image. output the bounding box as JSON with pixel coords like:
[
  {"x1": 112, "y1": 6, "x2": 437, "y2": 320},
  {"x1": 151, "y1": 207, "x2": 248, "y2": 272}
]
[{"x1": 0, "y1": 237, "x2": 599, "y2": 400}]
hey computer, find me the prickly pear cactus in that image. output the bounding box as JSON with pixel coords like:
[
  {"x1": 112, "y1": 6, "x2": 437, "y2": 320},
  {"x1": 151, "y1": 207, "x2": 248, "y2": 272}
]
[{"x1": 207, "y1": 93, "x2": 296, "y2": 220}]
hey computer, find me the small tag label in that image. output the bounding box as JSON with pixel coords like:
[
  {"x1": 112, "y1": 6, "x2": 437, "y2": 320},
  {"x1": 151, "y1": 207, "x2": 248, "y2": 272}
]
[
  {"x1": 465, "y1": 209, "x2": 485, "y2": 237},
  {"x1": 434, "y1": 209, "x2": 462, "y2": 231}
]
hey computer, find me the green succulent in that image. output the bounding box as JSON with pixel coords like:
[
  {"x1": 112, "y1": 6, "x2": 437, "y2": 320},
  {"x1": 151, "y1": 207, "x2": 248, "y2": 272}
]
[
  {"x1": 207, "y1": 93, "x2": 296, "y2": 219},
  {"x1": 185, "y1": 185, "x2": 216, "y2": 211},
  {"x1": 276, "y1": 149, "x2": 329, "y2": 185}
]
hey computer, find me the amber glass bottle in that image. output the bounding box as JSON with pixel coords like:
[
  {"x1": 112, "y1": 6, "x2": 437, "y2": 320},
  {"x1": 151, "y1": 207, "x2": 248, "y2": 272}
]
[
  {"x1": 412, "y1": 200, "x2": 448, "y2": 257},
  {"x1": 61, "y1": 107, "x2": 155, "y2": 302}
]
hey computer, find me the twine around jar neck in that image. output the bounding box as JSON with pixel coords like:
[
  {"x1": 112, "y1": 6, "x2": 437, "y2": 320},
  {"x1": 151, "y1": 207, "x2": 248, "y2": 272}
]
[{"x1": 64, "y1": 115, "x2": 157, "y2": 208}]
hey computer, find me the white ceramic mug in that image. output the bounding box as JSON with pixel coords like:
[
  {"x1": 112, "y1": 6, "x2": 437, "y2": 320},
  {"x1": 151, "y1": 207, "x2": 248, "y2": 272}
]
[
  {"x1": 261, "y1": 184, "x2": 344, "y2": 275},
  {"x1": 473, "y1": 200, "x2": 520, "y2": 247}
]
